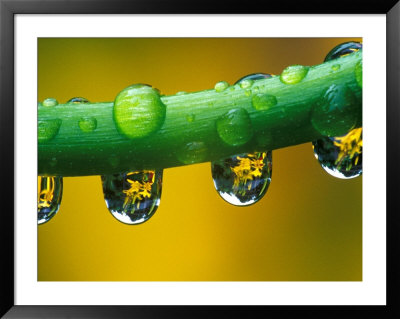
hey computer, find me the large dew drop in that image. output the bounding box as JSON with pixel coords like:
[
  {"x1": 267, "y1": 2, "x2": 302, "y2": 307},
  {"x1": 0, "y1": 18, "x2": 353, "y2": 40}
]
[
  {"x1": 211, "y1": 151, "x2": 272, "y2": 206},
  {"x1": 113, "y1": 84, "x2": 166, "y2": 140},
  {"x1": 312, "y1": 41, "x2": 363, "y2": 178},
  {"x1": 311, "y1": 84, "x2": 358, "y2": 137},
  {"x1": 101, "y1": 170, "x2": 162, "y2": 225},
  {"x1": 280, "y1": 65, "x2": 308, "y2": 85},
  {"x1": 38, "y1": 176, "x2": 63, "y2": 224},
  {"x1": 312, "y1": 128, "x2": 362, "y2": 179},
  {"x1": 38, "y1": 119, "x2": 62, "y2": 143},
  {"x1": 216, "y1": 108, "x2": 253, "y2": 146}
]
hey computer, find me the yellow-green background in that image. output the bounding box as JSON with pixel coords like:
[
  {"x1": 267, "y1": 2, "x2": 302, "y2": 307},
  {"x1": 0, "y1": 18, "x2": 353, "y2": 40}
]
[{"x1": 38, "y1": 38, "x2": 362, "y2": 281}]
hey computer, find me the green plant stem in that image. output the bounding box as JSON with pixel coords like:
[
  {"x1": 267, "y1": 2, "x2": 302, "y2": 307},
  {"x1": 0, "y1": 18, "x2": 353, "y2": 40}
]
[{"x1": 38, "y1": 51, "x2": 362, "y2": 177}]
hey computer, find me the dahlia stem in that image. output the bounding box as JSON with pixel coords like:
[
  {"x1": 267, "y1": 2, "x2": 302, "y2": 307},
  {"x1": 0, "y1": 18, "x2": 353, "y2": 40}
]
[{"x1": 38, "y1": 51, "x2": 362, "y2": 177}]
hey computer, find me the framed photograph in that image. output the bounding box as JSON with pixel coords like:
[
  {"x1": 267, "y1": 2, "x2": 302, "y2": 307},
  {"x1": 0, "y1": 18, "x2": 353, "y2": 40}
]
[{"x1": 1, "y1": 0, "x2": 398, "y2": 318}]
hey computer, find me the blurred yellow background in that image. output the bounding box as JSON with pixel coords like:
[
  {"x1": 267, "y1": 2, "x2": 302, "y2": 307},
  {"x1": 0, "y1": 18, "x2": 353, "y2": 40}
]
[{"x1": 38, "y1": 38, "x2": 362, "y2": 281}]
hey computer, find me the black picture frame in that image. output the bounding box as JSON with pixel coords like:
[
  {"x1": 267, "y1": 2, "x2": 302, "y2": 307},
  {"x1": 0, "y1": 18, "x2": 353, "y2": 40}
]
[{"x1": 1, "y1": 0, "x2": 399, "y2": 318}]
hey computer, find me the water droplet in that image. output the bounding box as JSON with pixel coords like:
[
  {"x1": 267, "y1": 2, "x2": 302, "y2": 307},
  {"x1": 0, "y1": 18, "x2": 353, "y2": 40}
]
[
  {"x1": 244, "y1": 90, "x2": 252, "y2": 97},
  {"x1": 113, "y1": 84, "x2": 166, "y2": 139},
  {"x1": 101, "y1": 170, "x2": 162, "y2": 225},
  {"x1": 67, "y1": 97, "x2": 89, "y2": 104},
  {"x1": 211, "y1": 151, "x2": 272, "y2": 206},
  {"x1": 324, "y1": 41, "x2": 362, "y2": 62},
  {"x1": 42, "y1": 98, "x2": 58, "y2": 107},
  {"x1": 280, "y1": 65, "x2": 309, "y2": 85},
  {"x1": 252, "y1": 94, "x2": 277, "y2": 111},
  {"x1": 311, "y1": 84, "x2": 358, "y2": 136},
  {"x1": 324, "y1": 41, "x2": 363, "y2": 88},
  {"x1": 176, "y1": 141, "x2": 207, "y2": 164},
  {"x1": 38, "y1": 176, "x2": 63, "y2": 224},
  {"x1": 38, "y1": 119, "x2": 62, "y2": 143},
  {"x1": 331, "y1": 64, "x2": 341, "y2": 71},
  {"x1": 216, "y1": 108, "x2": 253, "y2": 146},
  {"x1": 239, "y1": 79, "x2": 253, "y2": 89},
  {"x1": 78, "y1": 117, "x2": 97, "y2": 132},
  {"x1": 355, "y1": 61, "x2": 362, "y2": 87},
  {"x1": 215, "y1": 81, "x2": 229, "y2": 92},
  {"x1": 186, "y1": 114, "x2": 195, "y2": 123},
  {"x1": 235, "y1": 73, "x2": 273, "y2": 83},
  {"x1": 312, "y1": 128, "x2": 362, "y2": 179}
]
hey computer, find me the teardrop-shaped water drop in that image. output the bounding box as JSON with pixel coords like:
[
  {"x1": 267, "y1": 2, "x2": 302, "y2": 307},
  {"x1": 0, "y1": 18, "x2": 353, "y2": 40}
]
[
  {"x1": 38, "y1": 176, "x2": 63, "y2": 224},
  {"x1": 211, "y1": 151, "x2": 272, "y2": 206},
  {"x1": 312, "y1": 42, "x2": 363, "y2": 179},
  {"x1": 312, "y1": 128, "x2": 362, "y2": 179},
  {"x1": 101, "y1": 170, "x2": 162, "y2": 224}
]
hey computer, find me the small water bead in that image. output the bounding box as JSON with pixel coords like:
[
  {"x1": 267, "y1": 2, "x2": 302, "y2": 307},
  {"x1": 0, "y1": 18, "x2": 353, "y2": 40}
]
[
  {"x1": 312, "y1": 128, "x2": 362, "y2": 179},
  {"x1": 211, "y1": 151, "x2": 272, "y2": 206},
  {"x1": 42, "y1": 98, "x2": 58, "y2": 107},
  {"x1": 280, "y1": 65, "x2": 309, "y2": 85},
  {"x1": 216, "y1": 108, "x2": 253, "y2": 146},
  {"x1": 252, "y1": 94, "x2": 277, "y2": 111},
  {"x1": 311, "y1": 84, "x2": 358, "y2": 137},
  {"x1": 38, "y1": 176, "x2": 63, "y2": 224},
  {"x1": 113, "y1": 84, "x2": 166, "y2": 140},
  {"x1": 38, "y1": 119, "x2": 62, "y2": 143},
  {"x1": 176, "y1": 141, "x2": 207, "y2": 164},
  {"x1": 331, "y1": 64, "x2": 341, "y2": 71},
  {"x1": 244, "y1": 90, "x2": 252, "y2": 97},
  {"x1": 101, "y1": 170, "x2": 162, "y2": 225},
  {"x1": 324, "y1": 41, "x2": 362, "y2": 62},
  {"x1": 78, "y1": 117, "x2": 97, "y2": 132},
  {"x1": 186, "y1": 114, "x2": 196, "y2": 123},
  {"x1": 214, "y1": 81, "x2": 229, "y2": 92},
  {"x1": 239, "y1": 79, "x2": 253, "y2": 89},
  {"x1": 67, "y1": 97, "x2": 89, "y2": 104}
]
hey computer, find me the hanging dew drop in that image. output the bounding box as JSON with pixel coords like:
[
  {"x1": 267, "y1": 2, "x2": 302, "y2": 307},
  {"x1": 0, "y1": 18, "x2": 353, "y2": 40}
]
[
  {"x1": 42, "y1": 98, "x2": 58, "y2": 107},
  {"x1": 312, "y1": 41, "x2": 363, "y2": 179},
  {"x1": 216, "y1": 108, "x2": 253, "y2": 146},
  {"x1": 101, "y1": 170, "x2": 162, "y2": 225},
  {"x1": 38, "y1": 176, "x2": 63, "y2": 224},
  {"x1": 312, "y1": 128, "x2": 362, "y2": 179},
  {"x1": 113, "y1": 84, "x2": 166, "y2": 140},
  {"x1": 214, "y1": 81, "x2": 229, "y2": 92},
  {"x1": 211, "y1": 151, "x2": 272, "y2": 206},
  {"x1": 280, "y1": 65, "x2": 309, "y2": 84}
]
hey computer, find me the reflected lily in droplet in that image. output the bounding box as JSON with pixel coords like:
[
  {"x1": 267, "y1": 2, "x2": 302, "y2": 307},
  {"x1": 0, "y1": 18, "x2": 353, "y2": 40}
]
[
  {"x1": 38, "y1": 176, "x2": 63, "y2": 224},
  {"x1": 312, "y1": 128, "x2": 362, "y2": 179},
  {"x1": 101, "y1": 170, "x2": 162, "y2": 224},
  {"x1": 312, "y1": 41, "x2": 363, "y2": 179},
  {"x1": 211, "y1": 151, "x2": 272, "y2": 206}
]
